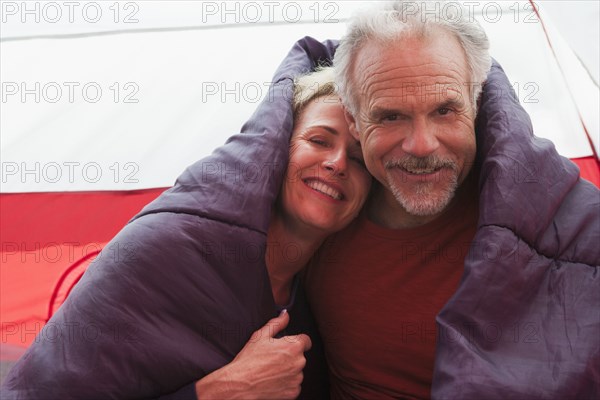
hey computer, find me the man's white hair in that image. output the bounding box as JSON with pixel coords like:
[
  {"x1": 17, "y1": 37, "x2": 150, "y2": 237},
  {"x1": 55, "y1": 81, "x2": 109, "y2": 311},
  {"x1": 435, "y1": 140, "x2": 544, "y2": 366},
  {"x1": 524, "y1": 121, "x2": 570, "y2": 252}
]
[{"x1": 334, "y1": 0, "x2": 492, "y2": 116}]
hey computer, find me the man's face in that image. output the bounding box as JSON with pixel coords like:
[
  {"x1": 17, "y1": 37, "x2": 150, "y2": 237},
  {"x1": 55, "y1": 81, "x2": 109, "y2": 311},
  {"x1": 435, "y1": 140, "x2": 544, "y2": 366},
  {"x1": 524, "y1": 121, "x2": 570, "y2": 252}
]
[{"x1": 348, "y1": 30, "x2": 477, "y2": 220}]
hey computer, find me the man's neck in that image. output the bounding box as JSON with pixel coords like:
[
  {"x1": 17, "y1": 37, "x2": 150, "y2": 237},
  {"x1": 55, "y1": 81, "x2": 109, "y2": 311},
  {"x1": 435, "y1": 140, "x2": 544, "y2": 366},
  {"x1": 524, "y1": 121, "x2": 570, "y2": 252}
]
[{"x1": 367, "y1": 183, "x2": 448, "y2": 229}]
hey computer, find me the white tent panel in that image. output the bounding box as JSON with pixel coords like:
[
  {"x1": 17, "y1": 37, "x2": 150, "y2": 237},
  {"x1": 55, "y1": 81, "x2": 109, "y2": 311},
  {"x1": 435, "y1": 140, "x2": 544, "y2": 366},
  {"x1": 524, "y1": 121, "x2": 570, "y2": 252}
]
[
  {"x1": 1, "y1": 1, "x2": 597, "y2": 192},
  {"x1": 1, "y1": 22, "x2": 349, "y2": 192},
  {"x1": 480, "y1": 7, "x2": 596, "y2": 160},
  {"x1": 0, "y1": 1, "x2": 365, "y2": 37},
  {"x1": 539, "y1": 7, "x2": 599, "y2": 158}
]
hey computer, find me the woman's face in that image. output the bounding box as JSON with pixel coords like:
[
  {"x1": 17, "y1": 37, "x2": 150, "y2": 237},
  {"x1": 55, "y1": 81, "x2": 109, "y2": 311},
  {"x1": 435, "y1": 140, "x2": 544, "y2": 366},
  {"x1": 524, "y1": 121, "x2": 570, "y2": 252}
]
[{"x1": 279, "y1": 96, "x2": 372, "y2": 235}]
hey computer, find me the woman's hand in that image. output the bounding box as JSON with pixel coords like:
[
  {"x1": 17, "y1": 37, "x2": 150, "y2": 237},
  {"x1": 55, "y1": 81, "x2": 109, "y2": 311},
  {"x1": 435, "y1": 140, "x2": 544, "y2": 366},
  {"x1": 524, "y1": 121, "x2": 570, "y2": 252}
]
[{"x1": 195, "y1": 310, "x2": 312, "y2": 399}]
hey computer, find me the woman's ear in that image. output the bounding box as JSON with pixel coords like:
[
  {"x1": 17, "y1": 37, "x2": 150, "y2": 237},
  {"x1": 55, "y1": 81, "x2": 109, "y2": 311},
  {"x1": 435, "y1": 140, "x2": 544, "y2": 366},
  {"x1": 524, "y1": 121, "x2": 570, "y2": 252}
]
[{"x1": 344, "y1": 107, "x2": 360, "y2": 141}]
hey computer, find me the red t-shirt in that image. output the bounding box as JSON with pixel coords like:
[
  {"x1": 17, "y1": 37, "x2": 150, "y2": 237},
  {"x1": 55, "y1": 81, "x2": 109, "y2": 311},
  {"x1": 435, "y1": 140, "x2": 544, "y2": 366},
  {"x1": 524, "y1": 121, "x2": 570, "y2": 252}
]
[{"x1": 305, "y1": 181, "x2": 478, "y2": 399}]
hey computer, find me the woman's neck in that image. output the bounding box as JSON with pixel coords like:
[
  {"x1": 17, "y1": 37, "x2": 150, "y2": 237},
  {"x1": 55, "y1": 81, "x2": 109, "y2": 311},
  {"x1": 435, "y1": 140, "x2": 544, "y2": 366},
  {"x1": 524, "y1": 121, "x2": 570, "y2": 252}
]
[{"x1": 266, "y1": 211, "x2": 326, "y2": 306}]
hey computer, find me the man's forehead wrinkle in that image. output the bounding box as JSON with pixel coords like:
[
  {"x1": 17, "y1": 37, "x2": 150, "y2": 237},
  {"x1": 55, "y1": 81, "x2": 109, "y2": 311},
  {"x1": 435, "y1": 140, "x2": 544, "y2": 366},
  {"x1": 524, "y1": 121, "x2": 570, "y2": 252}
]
[
  {"x1": 361, "y1": 75, "x2": 467, "y2": 107},
  {"x1": 359, "y1": 59, "x2": 467, "y2": 94},
  {"x1": 352, "y1": 37, "x2": 472, "y2": 118}
]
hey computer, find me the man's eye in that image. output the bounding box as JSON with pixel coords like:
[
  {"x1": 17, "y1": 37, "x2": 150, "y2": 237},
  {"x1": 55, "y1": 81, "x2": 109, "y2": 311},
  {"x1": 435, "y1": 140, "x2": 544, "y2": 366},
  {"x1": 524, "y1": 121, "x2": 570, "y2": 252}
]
[
  {"x1": 438, "y1": 107, "x2": 452, "y2": 115},
  {"x1": 383, "y1": 114, "x2": 399, "y2": 122}
]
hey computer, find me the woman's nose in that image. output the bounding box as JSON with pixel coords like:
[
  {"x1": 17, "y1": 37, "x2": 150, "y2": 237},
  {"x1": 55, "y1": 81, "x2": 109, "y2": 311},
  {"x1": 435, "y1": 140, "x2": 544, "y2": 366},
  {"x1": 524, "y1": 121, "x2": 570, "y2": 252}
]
[{"x1": 322, "y1": 150, "x2": 347, "y2": 178}]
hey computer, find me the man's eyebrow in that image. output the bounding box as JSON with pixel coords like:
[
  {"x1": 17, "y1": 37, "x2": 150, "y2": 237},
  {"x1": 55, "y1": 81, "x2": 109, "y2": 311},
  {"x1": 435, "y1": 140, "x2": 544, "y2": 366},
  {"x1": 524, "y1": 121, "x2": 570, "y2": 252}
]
[
  {"x1": 438, "y1": 98, "x2": 466, "y2": 109},
  {"x1": 369, "y1": 107, "x2": 407, "y2": 119}
]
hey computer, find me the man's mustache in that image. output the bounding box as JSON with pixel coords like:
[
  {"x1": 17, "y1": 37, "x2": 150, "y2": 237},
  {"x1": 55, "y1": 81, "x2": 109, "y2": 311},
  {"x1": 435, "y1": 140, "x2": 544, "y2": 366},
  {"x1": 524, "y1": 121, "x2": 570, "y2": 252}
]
[{"x1": 385, "y1": 155, "x2": 458, "y2": 172}]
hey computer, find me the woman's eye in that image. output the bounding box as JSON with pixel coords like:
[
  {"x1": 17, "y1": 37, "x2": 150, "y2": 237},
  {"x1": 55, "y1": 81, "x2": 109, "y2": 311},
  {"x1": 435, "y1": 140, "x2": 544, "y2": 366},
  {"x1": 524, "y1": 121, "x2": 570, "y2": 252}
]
[
  {"x1": 350, "y1": 155, "x2": 366, "y2": 167},
  {"x1": 354, "y1": 158, "x2": 366, "y2": 167},
  {"x1": 309, "y1": 138, "x2": 328, "y2": 146}
]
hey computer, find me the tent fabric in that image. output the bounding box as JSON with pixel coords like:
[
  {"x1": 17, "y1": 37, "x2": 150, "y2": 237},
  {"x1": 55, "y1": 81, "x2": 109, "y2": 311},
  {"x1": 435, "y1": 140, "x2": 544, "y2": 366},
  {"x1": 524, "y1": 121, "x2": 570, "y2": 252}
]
[
  {"x1": 572, "y1": 157, "x2": 600, "y2": 186},
  {"x1": 0, "y1": 37, "x2": 335, "y2": 399},
  {"x1": 0, "y1": 189, "x2": 166, "y2": 349}
]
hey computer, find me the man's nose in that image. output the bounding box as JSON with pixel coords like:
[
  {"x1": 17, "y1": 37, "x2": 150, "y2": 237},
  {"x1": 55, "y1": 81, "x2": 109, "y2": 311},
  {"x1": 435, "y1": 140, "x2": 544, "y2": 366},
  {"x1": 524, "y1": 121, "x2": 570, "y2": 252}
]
[{"x1": 401, "y1": 118, "x2": 440, "y2": 157}]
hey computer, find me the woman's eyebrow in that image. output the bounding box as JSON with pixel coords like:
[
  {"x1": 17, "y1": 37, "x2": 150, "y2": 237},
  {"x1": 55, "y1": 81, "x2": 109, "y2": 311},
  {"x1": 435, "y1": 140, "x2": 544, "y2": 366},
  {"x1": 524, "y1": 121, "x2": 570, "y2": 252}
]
[{"x1": 307, "y1": 125, "x2": 338, "y2": 136}]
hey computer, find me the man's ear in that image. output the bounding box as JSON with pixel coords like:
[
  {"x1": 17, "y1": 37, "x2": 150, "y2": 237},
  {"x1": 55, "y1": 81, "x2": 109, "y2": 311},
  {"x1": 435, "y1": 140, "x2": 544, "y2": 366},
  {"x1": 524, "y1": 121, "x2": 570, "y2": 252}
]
[{"x1": 344, "y1": 107, "x2": 360, "y2": 141}]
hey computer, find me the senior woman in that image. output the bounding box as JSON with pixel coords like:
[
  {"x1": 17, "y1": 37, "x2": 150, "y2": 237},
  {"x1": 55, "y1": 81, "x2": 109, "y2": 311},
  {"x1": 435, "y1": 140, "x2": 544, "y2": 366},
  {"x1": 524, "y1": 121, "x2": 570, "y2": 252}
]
[
  {"x1": 1, "y1": 38, "x2": 369, "y2": 399},
  {"x1": 189, "y1": 66, "x2": 371, "y2": 399}
]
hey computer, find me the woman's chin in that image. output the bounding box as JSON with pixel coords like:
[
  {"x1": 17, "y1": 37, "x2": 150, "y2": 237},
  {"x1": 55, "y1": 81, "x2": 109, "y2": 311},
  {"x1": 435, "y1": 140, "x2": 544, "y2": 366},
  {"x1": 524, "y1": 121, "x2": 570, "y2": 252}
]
[
  {"x1": 281, "y1": 196, "x2": 356, "y2": 237},
  {"x1": 298, "y1": 212, "x2": 350, "y2": 236}
]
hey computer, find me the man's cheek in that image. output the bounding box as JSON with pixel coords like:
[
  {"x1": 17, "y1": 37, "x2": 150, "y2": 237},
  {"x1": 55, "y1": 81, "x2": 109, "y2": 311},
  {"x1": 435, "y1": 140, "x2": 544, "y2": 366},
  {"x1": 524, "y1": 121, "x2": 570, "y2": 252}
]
[
  {"x1": 358, "y1": 123, "x2": 379, "y2": 145},
  {"x1": 363, "y1": 156, "x2": 381, "y2": 179}
]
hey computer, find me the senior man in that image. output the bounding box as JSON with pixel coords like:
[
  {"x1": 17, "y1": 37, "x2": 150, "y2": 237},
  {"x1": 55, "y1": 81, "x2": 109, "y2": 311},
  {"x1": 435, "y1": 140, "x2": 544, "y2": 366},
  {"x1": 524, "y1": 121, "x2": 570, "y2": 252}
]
[{"x1": 305, "y1": 1, "x2": 599, "y2": 399}]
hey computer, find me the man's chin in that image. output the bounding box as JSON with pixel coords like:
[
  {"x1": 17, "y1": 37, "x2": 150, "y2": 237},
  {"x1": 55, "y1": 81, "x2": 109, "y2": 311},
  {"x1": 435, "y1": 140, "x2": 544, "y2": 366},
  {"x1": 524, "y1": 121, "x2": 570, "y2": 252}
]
[
  {"x1": 388, "y1": 180, "x2": 458, "y2": 218},
  {"x1": 400, "y1": 196, "x2": 452, "y2": 217}
]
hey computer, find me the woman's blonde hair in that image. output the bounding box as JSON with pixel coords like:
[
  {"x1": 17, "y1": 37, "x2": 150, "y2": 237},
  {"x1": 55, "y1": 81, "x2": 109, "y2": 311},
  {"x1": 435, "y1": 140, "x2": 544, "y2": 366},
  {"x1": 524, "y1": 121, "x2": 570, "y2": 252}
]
[{"x1": 293, "y1": 66, "x2": 339, "y2": 117}]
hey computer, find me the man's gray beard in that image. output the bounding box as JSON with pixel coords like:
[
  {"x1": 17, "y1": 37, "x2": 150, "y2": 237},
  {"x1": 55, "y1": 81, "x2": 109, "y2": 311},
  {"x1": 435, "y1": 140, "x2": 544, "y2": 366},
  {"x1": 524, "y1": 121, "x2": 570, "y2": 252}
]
[
  {"x1": 385, "y1": 157, "x2": 460, "y2": 217},
  {"x1": 387, "y1": 172, "x2": 459, "y2": 216}
]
